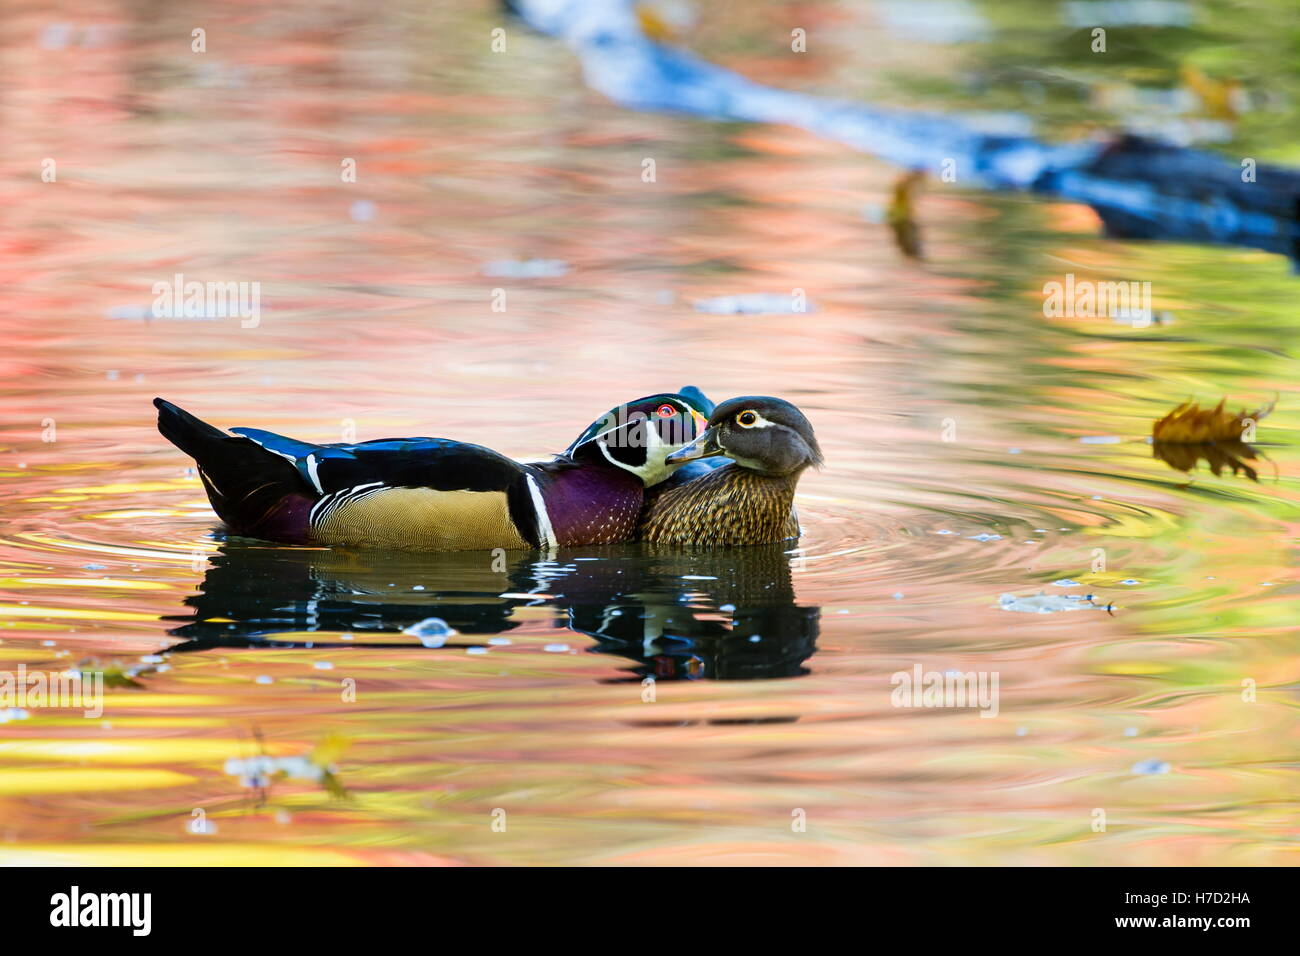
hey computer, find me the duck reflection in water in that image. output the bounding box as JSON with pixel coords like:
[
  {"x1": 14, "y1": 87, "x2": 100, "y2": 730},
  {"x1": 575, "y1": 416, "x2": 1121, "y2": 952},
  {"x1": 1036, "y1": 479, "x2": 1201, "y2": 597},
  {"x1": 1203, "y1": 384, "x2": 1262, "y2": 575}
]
[{"x1": 166, "y1": 540, "x2": 820, "y2": 681}]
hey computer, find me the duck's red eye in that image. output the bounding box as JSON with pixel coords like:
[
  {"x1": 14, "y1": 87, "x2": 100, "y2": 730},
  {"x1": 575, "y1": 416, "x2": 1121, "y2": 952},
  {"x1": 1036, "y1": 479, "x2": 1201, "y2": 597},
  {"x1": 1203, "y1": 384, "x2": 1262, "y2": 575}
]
[{"x1": 656, "y1": 403, "x2": 677, "y2": 418}]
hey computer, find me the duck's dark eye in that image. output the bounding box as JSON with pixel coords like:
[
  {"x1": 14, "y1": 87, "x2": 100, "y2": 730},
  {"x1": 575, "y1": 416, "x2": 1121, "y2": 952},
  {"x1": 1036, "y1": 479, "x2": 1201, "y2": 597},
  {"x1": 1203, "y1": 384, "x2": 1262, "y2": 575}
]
[
  {"x1": 736, "y1": 410, "x2": 758, "y2": 427},
  {"x1": 656, "y1": 403, "x2": 677, "y2": 418}
]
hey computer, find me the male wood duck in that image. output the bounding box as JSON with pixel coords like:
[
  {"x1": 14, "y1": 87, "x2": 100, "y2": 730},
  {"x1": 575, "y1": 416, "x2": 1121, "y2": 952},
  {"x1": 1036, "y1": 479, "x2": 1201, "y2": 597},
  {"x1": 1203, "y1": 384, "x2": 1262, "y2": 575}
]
[
  {"x1": 155, "y1": 388, "x2": 712, "y2": 551},
  {"x1": 638, "y1": 396, "x2": 822, "y2": 546}
]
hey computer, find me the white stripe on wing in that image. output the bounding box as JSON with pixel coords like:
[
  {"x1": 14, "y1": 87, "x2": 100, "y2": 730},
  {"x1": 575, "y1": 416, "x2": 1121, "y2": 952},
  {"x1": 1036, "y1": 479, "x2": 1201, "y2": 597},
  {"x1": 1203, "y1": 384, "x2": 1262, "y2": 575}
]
[{"x1": 525, "y1": 475, "x2": 558, "y2": 551}]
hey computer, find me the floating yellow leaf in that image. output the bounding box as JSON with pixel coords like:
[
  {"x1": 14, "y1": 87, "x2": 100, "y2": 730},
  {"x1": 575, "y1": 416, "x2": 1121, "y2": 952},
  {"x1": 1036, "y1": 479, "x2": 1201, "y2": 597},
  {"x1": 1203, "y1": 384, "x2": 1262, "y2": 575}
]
[
  {"x1": 311, "y1": 731, "x2": 351, "y2": 768},
  {"x1": 311, "y1": 732, "x2": 352, "y2": 799},
  {"x1": 1181, "y1": 64, "x2": 1242, "y2": 122},
  {"x1": 1152, "y1": 398, "x2": 1271, "y2": 443},
  {"x1": 635, "y1": 2, "x2": 693, "y2": 42},
  {"x1": 636, "y1": 4, "x2": 674, "y2": 41},
  {"x1": 886, "y1": 169, "x2": 926, "y2": 260}
]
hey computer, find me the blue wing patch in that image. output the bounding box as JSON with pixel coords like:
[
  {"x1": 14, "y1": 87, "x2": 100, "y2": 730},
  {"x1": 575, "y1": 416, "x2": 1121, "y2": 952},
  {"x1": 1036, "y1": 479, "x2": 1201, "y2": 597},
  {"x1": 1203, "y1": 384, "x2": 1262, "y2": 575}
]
[
  {"x1": 660, "y1": 455, "x2": 729, "y2": 488},
  {"x1": 230, "y1": 428, "x2": 322, "y2": 461},
  {"x1": 677, "y1": 385, "x2": 715, "y2": 417}
]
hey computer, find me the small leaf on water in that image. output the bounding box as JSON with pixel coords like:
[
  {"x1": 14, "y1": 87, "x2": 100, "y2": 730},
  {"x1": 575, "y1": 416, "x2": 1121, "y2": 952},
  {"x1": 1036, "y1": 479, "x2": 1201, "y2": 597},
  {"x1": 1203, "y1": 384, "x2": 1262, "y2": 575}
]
[
  {"x1": 310, "y1": 731, "x2": 351, "y2": 769},
  {"x1": 1152, "y1": 439, "x2": 1262, "y2": 482},
  {"x1": 1152, "y1": 398, "x2": 1271, "y2": 443}
]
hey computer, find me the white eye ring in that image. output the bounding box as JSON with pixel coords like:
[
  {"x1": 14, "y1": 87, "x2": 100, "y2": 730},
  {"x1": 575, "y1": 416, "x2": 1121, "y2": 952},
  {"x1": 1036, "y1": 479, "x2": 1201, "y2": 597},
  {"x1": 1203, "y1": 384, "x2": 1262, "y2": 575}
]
[{"x1": 736, "y1": 410, "x2": 759, "y2": 428}]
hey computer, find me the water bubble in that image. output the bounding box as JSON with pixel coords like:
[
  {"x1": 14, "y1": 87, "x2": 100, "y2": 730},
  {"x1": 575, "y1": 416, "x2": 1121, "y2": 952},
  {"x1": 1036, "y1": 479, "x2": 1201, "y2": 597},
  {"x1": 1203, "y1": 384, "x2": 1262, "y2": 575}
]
[
  {"x1": 1130, "y1": 759, "x2": 1170, "y2": 776},
  {"x1": 693, "y1": 293, "x2": 813, "y2": 315},
  {"x1": 482, "y1": 258, "x2": 569, "y2": 278},
  {"x1": 403, "y1": 617, "x2": 457, "y2": 648},
  {"x1": 40, "y1": 23, "x2": 73, "y2": 50},
  {"x1": 998, "y1": 592, "x2": 1103, "y2": 614}
]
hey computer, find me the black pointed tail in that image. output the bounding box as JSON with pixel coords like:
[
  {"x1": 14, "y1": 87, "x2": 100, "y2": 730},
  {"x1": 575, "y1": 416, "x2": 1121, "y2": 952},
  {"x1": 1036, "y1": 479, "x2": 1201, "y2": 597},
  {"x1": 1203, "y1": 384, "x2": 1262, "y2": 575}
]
[
  {"x1": 154, "y1": 397, "x2": 231, "y2": 459},
  {"x1": 154, "y1": 398, "x2": 313, "y2": 540}
]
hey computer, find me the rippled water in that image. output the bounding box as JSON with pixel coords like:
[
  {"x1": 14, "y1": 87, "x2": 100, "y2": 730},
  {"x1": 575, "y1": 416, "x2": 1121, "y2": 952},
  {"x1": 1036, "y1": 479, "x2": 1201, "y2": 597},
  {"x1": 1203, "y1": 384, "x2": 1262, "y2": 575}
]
[{"x1": 1, "y1": 2, "x2": 1296, "y2": 865}]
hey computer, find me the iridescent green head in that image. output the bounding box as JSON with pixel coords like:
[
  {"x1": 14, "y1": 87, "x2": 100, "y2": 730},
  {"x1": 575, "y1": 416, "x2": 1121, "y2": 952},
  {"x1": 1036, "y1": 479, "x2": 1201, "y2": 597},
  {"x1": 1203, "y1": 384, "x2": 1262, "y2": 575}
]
[{"x1": 565, "y1": 386, "x2": 714, "y2": 485}]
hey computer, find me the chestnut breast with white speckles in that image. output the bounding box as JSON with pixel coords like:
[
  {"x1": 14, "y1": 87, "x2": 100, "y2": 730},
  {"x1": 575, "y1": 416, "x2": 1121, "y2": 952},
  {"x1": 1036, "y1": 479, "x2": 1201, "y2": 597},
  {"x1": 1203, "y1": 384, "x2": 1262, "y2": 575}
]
[
  {"x1": 638, "y1": 463, "x2": 801, "y2": 546},
  {"x1": 540, "y1": 466, "x2": 645, "y2": 547}
]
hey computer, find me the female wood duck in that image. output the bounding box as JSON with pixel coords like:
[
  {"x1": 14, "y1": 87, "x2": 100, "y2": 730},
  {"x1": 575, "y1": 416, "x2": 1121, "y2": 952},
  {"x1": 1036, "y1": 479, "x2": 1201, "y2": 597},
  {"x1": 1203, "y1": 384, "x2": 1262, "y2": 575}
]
[
  {"x1": 639, "y1": 396, "x2": 822, "y2": 546},
  {"x1": 155, "y1": 388, "x2": 712, "y2": 551}
]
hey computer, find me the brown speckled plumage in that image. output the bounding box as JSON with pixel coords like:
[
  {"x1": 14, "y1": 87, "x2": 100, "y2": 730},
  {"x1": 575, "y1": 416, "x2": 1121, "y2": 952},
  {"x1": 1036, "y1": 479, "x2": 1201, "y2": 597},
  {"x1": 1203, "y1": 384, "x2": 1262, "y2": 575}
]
[{"x1": 638, "y1": 462, "x2": 800, "y2": 546}]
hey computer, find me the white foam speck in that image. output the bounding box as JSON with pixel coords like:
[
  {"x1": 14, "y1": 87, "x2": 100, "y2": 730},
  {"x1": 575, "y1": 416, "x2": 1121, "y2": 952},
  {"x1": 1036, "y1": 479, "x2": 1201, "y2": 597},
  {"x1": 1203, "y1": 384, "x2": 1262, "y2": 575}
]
[{"x1": 403, "y1": 617, "x2": 457, "y2": 648}]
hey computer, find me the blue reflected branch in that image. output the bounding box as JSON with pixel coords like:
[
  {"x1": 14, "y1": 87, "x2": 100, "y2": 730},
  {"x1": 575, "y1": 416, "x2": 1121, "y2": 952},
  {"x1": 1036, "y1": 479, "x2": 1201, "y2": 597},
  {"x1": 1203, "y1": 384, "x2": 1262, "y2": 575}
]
[{"x1": 511, "y1": 0, "x2": 1300, "y2": 263}]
